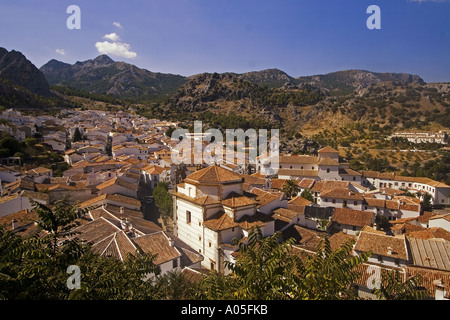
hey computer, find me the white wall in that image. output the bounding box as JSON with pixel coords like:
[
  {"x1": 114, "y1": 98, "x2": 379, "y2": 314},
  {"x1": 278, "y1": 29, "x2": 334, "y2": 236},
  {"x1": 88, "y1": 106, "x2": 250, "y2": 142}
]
[{"x1": 429, "y1": 217, "x2": 450, "y2": 232}]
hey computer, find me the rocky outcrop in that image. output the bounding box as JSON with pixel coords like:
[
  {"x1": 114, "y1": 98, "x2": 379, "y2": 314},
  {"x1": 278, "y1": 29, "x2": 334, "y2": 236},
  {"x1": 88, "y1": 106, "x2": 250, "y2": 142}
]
[
  {"x1": 40, "y1": 55, "x2": 187, "y2": 100},
  {"x1": 0, "y1": 47, "x2": 52, "y2": 97}
]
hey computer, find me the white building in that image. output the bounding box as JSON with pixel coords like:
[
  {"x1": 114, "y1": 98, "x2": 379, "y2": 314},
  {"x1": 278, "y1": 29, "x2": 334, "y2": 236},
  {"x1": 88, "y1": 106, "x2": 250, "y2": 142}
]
[{"x1": 172, "y1": 165, "x2": 278, "y2": 273}]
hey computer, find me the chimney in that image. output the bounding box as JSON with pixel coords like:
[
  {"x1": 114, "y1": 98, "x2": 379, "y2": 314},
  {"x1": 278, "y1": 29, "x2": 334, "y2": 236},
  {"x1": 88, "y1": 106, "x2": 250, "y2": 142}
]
[
  {"x1": 387, "y1": 247, "x2": 393, "y2": 255},
  {"x1": 120, "y1": 206, "x2": 124, "y2": 214},
  {"x1": 433, "y1": 280, "x2": 447, "y2": 300},
  {"x1": 121, "y1": 218, "x2": 130, "y2": 232},
  {"x1": 168, "y1": 238, "x2": 175, "y2": 247},
  {"x1": 12, "y1": 219, "x2": 18, "y2": 230}
]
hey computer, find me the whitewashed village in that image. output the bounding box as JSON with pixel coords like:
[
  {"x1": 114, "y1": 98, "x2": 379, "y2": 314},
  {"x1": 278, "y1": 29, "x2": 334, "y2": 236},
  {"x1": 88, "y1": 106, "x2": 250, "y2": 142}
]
[{"x1": 0, "y1": 108, "x2": 449, "y2": 300}]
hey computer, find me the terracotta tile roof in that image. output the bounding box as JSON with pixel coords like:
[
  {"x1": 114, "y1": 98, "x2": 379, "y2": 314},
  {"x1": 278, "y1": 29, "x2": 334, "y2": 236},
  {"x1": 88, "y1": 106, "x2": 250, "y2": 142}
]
[
  {"x1": 20, "y1": 190, "x2": 50, "y2": 202},
  {"x1": 399, "y1": 203, "x2": 420, "y2": 212},
  {"x1": 288, "y1": 195, "x2": 312, "y2": 207},
  {"x1": 171, "y1": 190, "x2": 221, "y2": 206},
  {"x1": 35, "y1": 182, "x2": 87, "y2": 192},
  {"x1": 328, "y1": 231, "x2": 356, "y2": 252},
  {"x1": 203, "y1": 211, "x2": 238, "y2": 231},
  {"x1": 320, "y1": 188, "x2": 364, "y2": 201},
  {"x1": 318, "y1": 157, "x2": 339, "y2": 166},
  {"x1": 406, "y1": 266, "x2": 450, "y2": 297},
  {"x1": 418, "y1": 211, "x2": 439, "y2": 223},
  {"x1": 277, "y1": 169, "x2": 319, "y2": 177},
  {"x1": 379, "y1": 172, "x2": 395, "y2": 180},
  {"x1": 310, "y1": 181, "x2": 325, "y2": 192},
  {"x1": 408, "y1": 228, "x2": 450, "y2": 242},
  {"x1": 241, "y1": 174, "x2": 267, "y2": 186},
  {"x1": 4, "y1": 178, "x2": 35, "y2": 191},
  {"x1": 353, "y1": 263, "x2": 406, "y2": 289},
  {"x1": 279, "y1": 155, "x2": 318, "y2": 164},
  {"x1": 385, "y1": 200, "x2": 400, "y2": 210},
  {"x1": 354, "y1": 232, "x2": 408, "y2": 261},
  {"x1": 96, "y1": 177, "x2": 138, "y2": 192},
  {"x1": 169, "y1": 235, "x2": 204, "y2": 267},
  {"x1": 390, "y1": 223, "x2": 425, "y2": 234},
  {"x1": 185, "y1": 165, "x2": 243, "y2": 184},
  {"x1": 298, "y1": 178, "x2": 315, "y2": 189},
  {"x1": 142, "y1": 165, "x2": 165, "y2": 175},
  {"x1": 249, "y1": 188, "x2": 282, "y2": 207},
  {"x1": 0, "y1": 193, "x2": 19, "y2": 204},
  {"x1": 133, "y1": 232, "x2": 182, "y2": 265},
  {"x1": 287, "y1": 204, "x2": 307, "y2": 214},
  {"x1": 360, "y1": 225, "x2": 386, "y2": 235},
  {"x1": 338, "y1": 168, "x2": 362, "y2": 176},
  {"x1": 0, "y1": 209, "x2": 38, "y2": 231},
  {"x1": 310, "y1": 180, "x2": 349, "y2": 193},
  {"x1": 221, "y1": 194, "x2": 257, "y2": 208},
  {"x1": 80, "y1": 193, "x2": 141, "y2": 209},
  {"x1": 93, "y1": 231, "x2": 139, "y2": 260},
  {"x1": 364, "y1": 198, "x2": 386, "y2": 208},
  {"x1": 237, "y1": 211, "x2": 273, "y2": 230},
  {"x1": 429, "y1": 213, "x2": 450, "y2": 223},
  {"x1": 282, "y1": 225, "x2": 322, "y2": 250},
  {"x1": 26, "y1": 167, "x2": 52, "y2": 175},
  {"x1": 270, "y1": 178, "x2": 287, "y2": 190},
  {"x1": 361, "y1": 170, "x2": 380, "y2": 179},
  {"x1": 181, "y1": 267, "x2": 210, "y2": 283},
  {"x1": 332, "y1": 208, "x2": 375, "y2": 227},
  {"x1": 318, "y1": 146, "x2": 339, "y2": 153},
  {"x1": 73, "y1": 217, "x2": 139, "y2": 260}
]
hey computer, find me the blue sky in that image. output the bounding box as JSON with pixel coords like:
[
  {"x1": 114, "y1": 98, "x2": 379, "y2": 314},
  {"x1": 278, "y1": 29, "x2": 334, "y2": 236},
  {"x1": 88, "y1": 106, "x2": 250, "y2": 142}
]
[{"x1": 0, "y1": 0, "x2": 449, "y2": 82}]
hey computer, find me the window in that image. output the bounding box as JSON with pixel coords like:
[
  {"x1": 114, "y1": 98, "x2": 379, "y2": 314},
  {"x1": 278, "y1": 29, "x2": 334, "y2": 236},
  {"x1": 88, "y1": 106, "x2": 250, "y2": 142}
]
[
  {"x1": 186, "y1": 211, "x2": 191, "y2": 224},
  {"x1": 209, "y1": 241, "x2": 212, "y2": 248},
  {"x1": 377, "y1": 255, "x2": 383, "y2": 263},
  {"x1": 327, "y1": 168, "x2": 330, "y2": 173},
  {"x1": 198, "y1": 236, "x2": 202, "y2": 241},
  {"x1": 354, "y1": 201, "x2": 358, "y2": 206},
  {"x1": 173, "y1": 259, "x2": 178, "y2": 268},
  {"x1": 353, "y1": 177, "x2": 356, "y2": 181},
  {"x1": 332, "y1": 199, "x2": 336, "y2": 204}
]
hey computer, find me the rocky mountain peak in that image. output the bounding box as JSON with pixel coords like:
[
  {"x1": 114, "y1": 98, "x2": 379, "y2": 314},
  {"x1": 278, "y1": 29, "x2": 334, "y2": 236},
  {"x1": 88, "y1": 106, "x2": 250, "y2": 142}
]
[{"x1": 0, "y1": 47, "x2": 51, "y2": 97}]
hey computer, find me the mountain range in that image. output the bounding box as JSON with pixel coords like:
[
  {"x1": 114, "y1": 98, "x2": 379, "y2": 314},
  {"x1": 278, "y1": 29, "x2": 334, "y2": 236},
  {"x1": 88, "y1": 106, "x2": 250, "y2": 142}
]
[
  {"x1": 40, "y1": 55, "x2": 427, "y2": 102},
  {"x1": 0, "y1": 47, "x2": 449, "y2": 146},
  {"x1": 40, "y1": 55, "x2": 187, "y2": 101}
]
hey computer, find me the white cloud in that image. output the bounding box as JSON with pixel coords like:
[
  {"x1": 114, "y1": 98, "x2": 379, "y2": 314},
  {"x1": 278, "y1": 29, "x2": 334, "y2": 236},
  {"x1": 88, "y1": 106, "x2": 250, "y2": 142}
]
[
  {"x1": 113, "y1": 22, "x2": 123, "y2": 28},
  {"x1": 103, "y1": 32, "x2": 121, "y2": 42},
  {"x1": 95, "y1": 41, "x2": 137, "y2": 59},
  {"x1": 56, "y1": 48, "x2": 66, "y2": 56}
]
